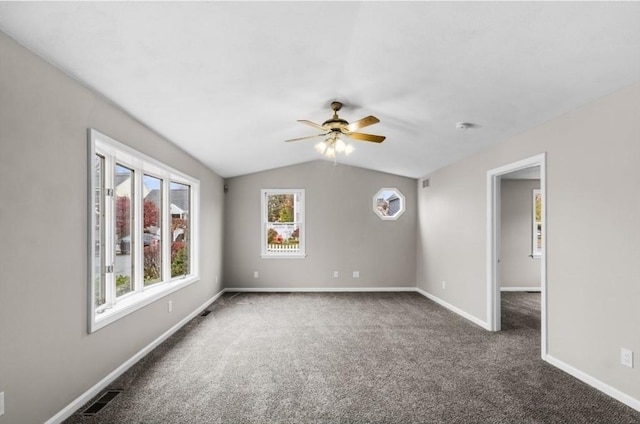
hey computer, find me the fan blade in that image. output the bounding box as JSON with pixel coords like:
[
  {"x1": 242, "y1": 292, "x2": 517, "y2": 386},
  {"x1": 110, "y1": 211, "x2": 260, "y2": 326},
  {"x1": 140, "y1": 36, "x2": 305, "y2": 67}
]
[
  {"x1": 298, "y1": 120, "x2": 327, "y2": 131},
  {"x1": 285, "y1": 133, "x2": 328, "y2": 142},
  {"x1": 345, "y1": 132, "x2": 386, "y2": 143},
  {"x1": 345, "y1": 115, "x2": 380, "y2": 132}
]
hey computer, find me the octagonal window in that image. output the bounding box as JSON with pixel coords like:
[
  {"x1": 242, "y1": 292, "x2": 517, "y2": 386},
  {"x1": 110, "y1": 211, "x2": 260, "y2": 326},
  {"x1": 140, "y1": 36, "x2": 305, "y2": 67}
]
[{"x1": 373, "y1": 188, "x2": 406, "y2": 220}]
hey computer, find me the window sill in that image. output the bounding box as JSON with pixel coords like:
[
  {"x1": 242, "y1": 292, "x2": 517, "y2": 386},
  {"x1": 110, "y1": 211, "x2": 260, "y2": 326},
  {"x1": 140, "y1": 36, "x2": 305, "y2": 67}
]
[
  {"x1": 261, "y1": 254, "x2": 307, "y2": 259},
  {"x1": 90, "y1": 275, "x2": 199, "y2": 332}
]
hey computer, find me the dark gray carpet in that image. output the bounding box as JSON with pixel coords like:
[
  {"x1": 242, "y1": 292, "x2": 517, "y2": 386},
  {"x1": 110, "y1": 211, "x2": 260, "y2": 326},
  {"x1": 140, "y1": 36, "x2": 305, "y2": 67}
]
[{"x1": 64, "y1": 292, "x2": 640, "y2": 423}]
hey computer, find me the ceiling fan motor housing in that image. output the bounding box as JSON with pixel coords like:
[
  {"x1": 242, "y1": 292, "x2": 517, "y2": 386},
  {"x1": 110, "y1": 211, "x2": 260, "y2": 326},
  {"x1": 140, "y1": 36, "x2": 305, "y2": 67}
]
[
  {"x1": 323, "y1": 117, "x2": 349, "y2": 129},
  {"x1": 324, "y1": 101, "x2": 349, "y2": 129}
]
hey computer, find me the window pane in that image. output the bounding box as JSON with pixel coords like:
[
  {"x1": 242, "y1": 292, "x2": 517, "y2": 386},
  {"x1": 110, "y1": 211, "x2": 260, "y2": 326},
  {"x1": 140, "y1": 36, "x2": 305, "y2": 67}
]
[
  {"x1": 266, "y1": 222, "x2": 300, "y2": 253},
  {"x1": 266, "y1": 194, "x2": 295, "y2": 222},
  {"x1": 373, "y1": 188, "x2": 406, "y2": 220},
  {"x1": 115, "y1": 164, "x2": 134, "y2": 296},
  {"x1": 143, "y1": 175, "x2": 162, "y2": 285},
  {"x1": 94, "y1": 155, "x2": 106, "y2": 307},
  {"x1": 170, "y1": 182, "x2": 190, "y2": 277}
]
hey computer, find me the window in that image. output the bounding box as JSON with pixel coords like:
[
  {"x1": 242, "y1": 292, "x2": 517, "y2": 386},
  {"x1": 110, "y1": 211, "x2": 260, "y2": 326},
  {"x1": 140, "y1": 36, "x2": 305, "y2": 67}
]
[
  {"x1": 372, "y1": 188, "x2": 406, "y2": 220},
  {"x1": 170, "y1": 181, "x2": 191, "y2": 277},
  {"x1": 261, "y1": 189, "x2": 305, "y2": 258},
  {"x1": 89, "y1": 129, "x2": 199, "y2": 332},
  {"x1": 115, "y1": 164, "x2": 134, "y2": 296},
  {"x1": 532, "y1": 189, "x2": 542, "y2": 258},
  {"x1": 143, "y1": 174, "x2": 163, "y2": 286}
]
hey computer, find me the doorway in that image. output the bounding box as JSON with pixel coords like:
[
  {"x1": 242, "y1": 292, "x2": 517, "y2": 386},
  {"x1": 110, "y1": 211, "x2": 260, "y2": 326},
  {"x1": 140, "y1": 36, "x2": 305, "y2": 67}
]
[{"x1": 486, "y1": 153, "x2": 547, "y2": 359}]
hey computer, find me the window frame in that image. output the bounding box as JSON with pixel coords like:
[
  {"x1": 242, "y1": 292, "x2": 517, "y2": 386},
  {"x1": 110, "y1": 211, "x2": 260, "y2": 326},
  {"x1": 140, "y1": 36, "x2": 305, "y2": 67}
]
[
  {"x1": 260, "y1": 189, "x2": 306, "y2": 259},
  {"x1": 88, "y1": 129, "x2": 200, "y2": 333}
]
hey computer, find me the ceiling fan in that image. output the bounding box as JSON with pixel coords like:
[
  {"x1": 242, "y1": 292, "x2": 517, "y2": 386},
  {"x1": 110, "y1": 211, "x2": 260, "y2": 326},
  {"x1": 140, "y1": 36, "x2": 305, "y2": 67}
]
[{"x1": 285, "y1": 101, "x2": 385, "y2": 158}]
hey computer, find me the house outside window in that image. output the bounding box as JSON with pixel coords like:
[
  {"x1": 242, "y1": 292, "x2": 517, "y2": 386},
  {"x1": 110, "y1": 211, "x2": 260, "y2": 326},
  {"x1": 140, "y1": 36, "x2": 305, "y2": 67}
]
[
  {"x1": 89, "y1": 129, "x2": 199, "y2": 333},
  {"x1": 373, "y1": 188, "x2": 406, "y2": 220},
  {"x1": 261, "y1": 189, "x2": 305, "y2": 258}
]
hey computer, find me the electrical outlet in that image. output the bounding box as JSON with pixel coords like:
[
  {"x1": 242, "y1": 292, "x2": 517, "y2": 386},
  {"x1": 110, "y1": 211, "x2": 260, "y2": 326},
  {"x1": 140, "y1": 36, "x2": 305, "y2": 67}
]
[
  {"x1": 333, "y1": 271, "x2": 339, "y2": 278},
  {"x1": 621, "y1": 348, "x2": 634, "y2": 368},
  {"x1": 0, "y1": 391, "x2": 5, "y2": 416},
  {"x1": 353, "y1": 271, "x2": 360, "y2": 278},
  {"x1": 168, "y1": 301, "x2": 173, "y2": 313},
  {"x1": 253, "y1": 271, "x2": 259, "y2": 279},
  {"x1": 442, "y1": 281, "x2": 446, "y2": 289}
]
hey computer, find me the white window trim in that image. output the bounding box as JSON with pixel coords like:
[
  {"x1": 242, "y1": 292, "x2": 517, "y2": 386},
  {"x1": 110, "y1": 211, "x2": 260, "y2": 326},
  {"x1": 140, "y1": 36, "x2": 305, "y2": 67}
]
[
  {"x1": 88, "y1": 129, "x2": 200, "y2": 333},
  {"x1": 260, "y1": 189, "x2": 306, "y2": 259}
]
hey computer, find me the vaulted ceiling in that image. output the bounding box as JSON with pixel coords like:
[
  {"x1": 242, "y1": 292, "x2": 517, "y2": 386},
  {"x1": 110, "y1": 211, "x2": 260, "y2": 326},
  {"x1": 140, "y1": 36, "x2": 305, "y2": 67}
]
[{"x1": 1, "y1": 2, "x2": 638, "y2": 178}]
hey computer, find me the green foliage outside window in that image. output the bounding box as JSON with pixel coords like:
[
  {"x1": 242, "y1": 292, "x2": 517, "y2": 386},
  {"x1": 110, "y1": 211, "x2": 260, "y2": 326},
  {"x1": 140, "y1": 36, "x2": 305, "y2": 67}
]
[
  {"x1": 534, "y1": 193, "x2": 542, "y2": 222},
  {"x1": 267, "y1": 194, "x2": 294, "y2": 222},
  {"x1": 116, "y1": 274, "x2": 131, "y2": 296},
  {"x1": 171, "y1": 241, "x2": 188, "y2": 277}
]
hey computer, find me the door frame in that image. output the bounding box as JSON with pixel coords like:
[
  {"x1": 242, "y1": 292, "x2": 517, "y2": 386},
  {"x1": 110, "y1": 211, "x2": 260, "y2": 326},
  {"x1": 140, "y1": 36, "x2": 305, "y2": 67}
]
[{"x1": 486, "y1": 152, "x2": 547, "y2": 359}]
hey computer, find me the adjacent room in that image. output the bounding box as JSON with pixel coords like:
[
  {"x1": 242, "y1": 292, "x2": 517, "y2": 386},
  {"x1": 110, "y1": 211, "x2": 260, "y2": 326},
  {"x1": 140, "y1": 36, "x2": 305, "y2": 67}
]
[{"x1": 0, "y1": 2, "x2": 638, "y2": 423}]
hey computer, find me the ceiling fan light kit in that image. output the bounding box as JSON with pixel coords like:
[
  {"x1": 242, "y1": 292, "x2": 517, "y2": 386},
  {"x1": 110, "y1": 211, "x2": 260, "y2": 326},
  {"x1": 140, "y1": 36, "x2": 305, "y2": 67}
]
[
  {"x1": 314, "y1": 133, "x2": 355, "y2": 159},
  {"x1": 286, "y1": 101, "x2": 385, "y2": 161}
]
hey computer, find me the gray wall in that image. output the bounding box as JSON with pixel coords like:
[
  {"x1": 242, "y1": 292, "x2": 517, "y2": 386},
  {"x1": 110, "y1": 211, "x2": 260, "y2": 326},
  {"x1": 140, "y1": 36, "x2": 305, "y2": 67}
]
[
  {"x1": 500, "y1": 179, "x2": 541, "y2": 289},
  {"x1": 417, "y1": 83, "x2": 640, "y2": 400},
  {"x1": 0, "y1": 33, "x2": 225, "y2": 424},
  {"x1": 223, "y1": 160, "x2": 417, "y2": 288}
]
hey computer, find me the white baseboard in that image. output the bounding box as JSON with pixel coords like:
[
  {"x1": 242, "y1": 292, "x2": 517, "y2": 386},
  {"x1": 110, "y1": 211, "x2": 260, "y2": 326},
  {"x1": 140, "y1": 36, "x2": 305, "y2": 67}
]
[
  {"x1": 415, "y1": 288, "x2": 490, "y2": 330},
  {"x1": 545, "y1": 354, "x2": 640, "y2": 412},
  {"x1": 223, "y1": 286, "x2": 417, "y2": 293},
  {"x1": 500, "y1": 286, "x2": 541, "y2": 292},
  {"x1": 46, "y1": 290, "x2": 225, "y2": 424}
]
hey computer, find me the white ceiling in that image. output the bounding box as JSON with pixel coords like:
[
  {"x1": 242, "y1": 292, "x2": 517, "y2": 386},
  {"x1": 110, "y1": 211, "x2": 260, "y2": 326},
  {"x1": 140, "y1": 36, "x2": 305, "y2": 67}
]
[{"x1": 1, "y1": 2, "x2": 639, "y2": 179}]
